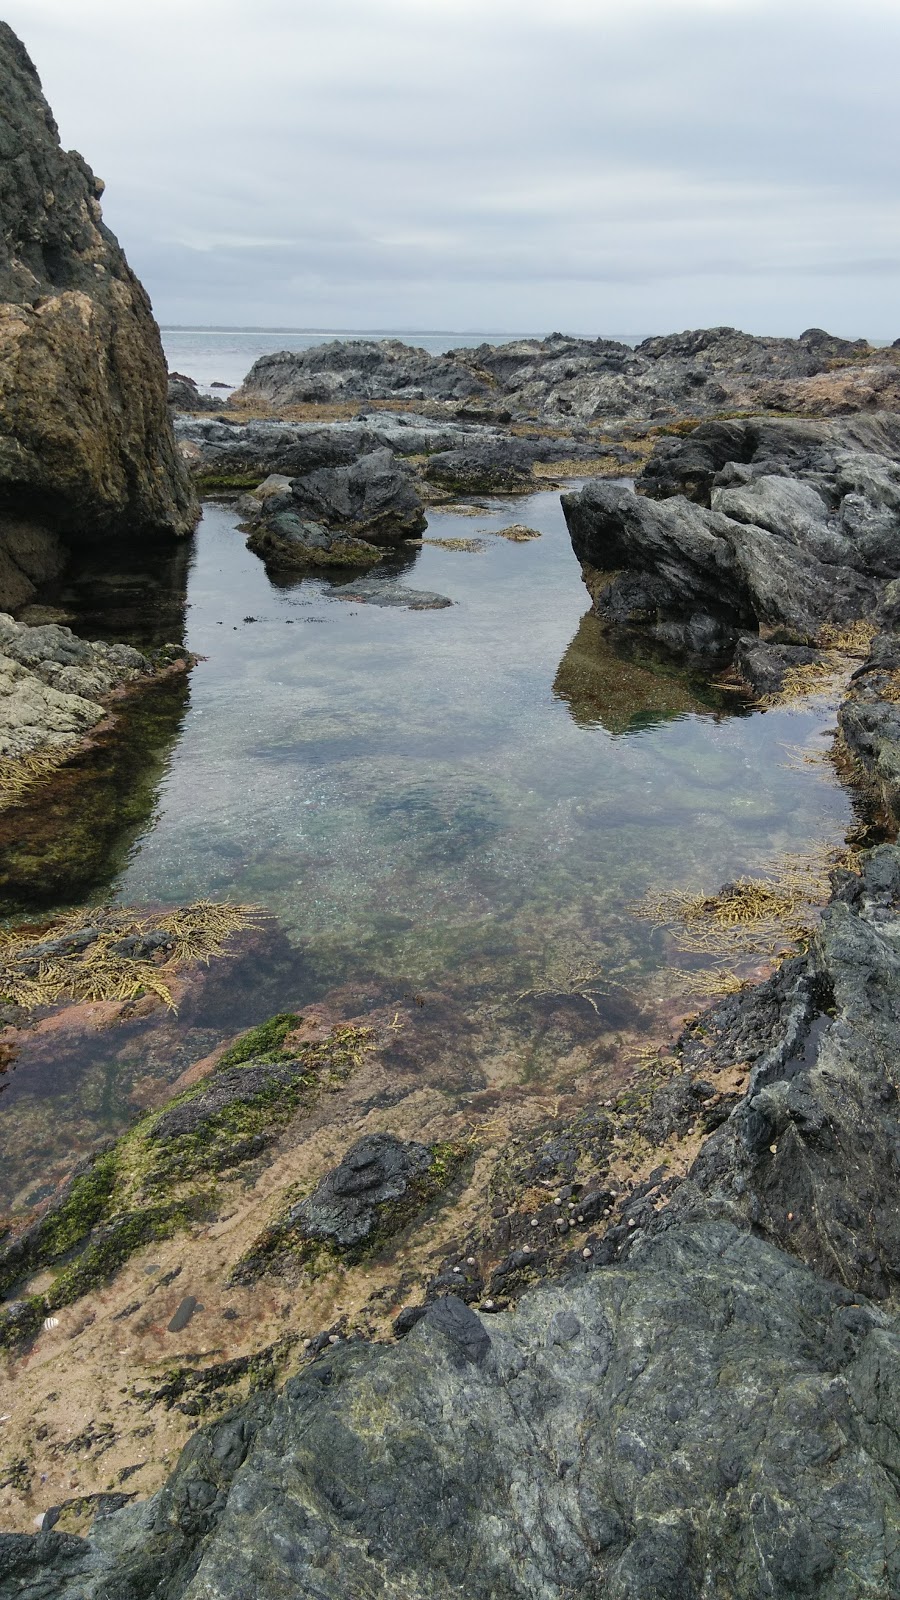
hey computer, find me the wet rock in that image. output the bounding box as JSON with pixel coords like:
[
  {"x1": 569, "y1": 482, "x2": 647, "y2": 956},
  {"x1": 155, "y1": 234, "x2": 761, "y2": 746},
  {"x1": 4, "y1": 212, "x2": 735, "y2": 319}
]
[
  {"x1": 0, "y1": 24, "x2": 196, "y2": 610},
  {"x1": 422, "y1": 443, "x2": 534, "y2": 495},
  {"x1": 326, "y1": 578, "x2": 453, "y2": 610},
  {"x1": 838, "y1": 631, "x2": 900, "y2": 823},
  {"x1": 286, "y1": 1134, "x2": 434, "y2": 1249},
  {"x1": 563, "y1": 414, "x2": 900, "y2": 650},
  {"x1": 286, "y1": 450, "x2": 426, "y2": 545},
  {"x1": 240, "y1": 450, "x2": 426, "y2": 571},
  {"x1": 18, "y1": 1219, "x2": 900, "y2": 1598},
  {"x1": 733, "y1": 636, "x2": 824, "y2": 696}
]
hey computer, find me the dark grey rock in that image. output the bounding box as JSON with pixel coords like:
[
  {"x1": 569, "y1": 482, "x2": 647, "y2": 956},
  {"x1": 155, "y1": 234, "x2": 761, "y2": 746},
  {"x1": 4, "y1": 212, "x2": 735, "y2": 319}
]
[
  {"x1": 167, "y1": 372, "x2": 216, "y2": 413},
  {"x1": 287, "y1": 1133, "x2": 433, "y2": 1249},
  {"x1": 734, "y1": 636, "x2": 823, "y2": 696},
  {"x1": 563, "y1": 414, "x2": 900, "y2": 650},
  {"x1": 235, "y1": 338, "x2": 489, "y2": 407},
  {"x1": 287, "y1": 449, "x2": 426, "y2": 544}
]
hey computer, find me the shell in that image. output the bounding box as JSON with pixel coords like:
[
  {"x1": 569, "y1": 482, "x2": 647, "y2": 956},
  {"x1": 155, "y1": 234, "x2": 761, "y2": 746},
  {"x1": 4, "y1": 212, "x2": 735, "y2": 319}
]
[{"x1": 42, "y1": 1316, "x2": 60, "y2": 1331}]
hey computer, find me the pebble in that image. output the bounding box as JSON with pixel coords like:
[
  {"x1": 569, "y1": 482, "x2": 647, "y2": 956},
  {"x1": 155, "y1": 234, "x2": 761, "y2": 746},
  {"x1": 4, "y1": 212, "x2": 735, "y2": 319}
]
[
  {"x1": 627, "y1": 1219, "x2": 637, "y2": 1229},
  {"x1": 769, "y1": 1143, "x2": 778, "y2": 1154},
  {"x1": 466, "y1": 1256, "x2": 476, "y2": 1266},
  {"x1": 553, "y1": 1197, "x2": 562, "y2": 1205},
  {"x1": 530, "y1": 1219, "x2": 539, "y2": 1228},
  {"x1": 582, "y1": 1249, "x2": 593, "y2": 1260},
  {"x1": 302, "y1": 1338, "x2": 312, "y2": 1348},
  {"x1": 328, "y1": 1334, "x2": 341, "y2": 1345},
  {"x1": 452, "y1": 1266, "x2": 462, "y2": 1273},
  {"x1": 576, "y1": 1215, "x2": 584, "y2": 1223}
]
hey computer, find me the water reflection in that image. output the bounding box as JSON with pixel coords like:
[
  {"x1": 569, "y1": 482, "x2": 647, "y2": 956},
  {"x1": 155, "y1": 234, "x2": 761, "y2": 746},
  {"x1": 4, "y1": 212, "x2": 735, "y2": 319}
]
[{"x1": 553, "y1": 611, "x2": 733, "y2": 735}]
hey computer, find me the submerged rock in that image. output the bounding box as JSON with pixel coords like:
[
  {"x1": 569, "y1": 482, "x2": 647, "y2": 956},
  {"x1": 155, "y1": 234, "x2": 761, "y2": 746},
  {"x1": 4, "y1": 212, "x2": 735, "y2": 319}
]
[
  {"x1": 0, "y1": 25, "x2": 196, "y2": 610},
  {"x1": 327, "y1": 578, "x2": 453, "y2": 610},
  {"x1": 287, "y1": 1134, "x2": 434, "y2": 1249}
]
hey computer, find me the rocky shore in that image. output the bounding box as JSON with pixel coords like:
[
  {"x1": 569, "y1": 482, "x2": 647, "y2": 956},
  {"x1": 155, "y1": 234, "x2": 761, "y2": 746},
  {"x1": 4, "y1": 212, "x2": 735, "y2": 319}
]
[{"x1": 6, "y1": 20, "x2": 900, "y2": 1599}]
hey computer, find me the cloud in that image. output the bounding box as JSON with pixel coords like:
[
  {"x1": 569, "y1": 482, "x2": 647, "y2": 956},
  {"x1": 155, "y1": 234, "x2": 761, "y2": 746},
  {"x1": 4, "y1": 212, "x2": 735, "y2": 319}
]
[{"x1": 4, "y1": 0, "x2": 899, "y2": 335}]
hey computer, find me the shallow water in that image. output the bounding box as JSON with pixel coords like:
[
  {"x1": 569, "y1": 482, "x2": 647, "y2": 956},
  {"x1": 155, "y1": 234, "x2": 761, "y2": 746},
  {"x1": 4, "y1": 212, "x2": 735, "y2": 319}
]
[{"x1": 0, "y1": 488, "x2": 854, "y2": 1211}]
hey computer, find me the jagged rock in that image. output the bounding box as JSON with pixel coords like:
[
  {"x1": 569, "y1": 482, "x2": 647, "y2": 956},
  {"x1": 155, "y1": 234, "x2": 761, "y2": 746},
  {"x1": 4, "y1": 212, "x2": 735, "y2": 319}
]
[
  {"x1": 0, "y1": 25, "x2": 196, "y2": 610},
  {"x1": 167, "y1": 372, "x2": 216, "y2": 413},
  {"x1": 233, "y1": 328, "x2": 900, "y2": 428},
  {"x1": 287, "y1": 450, "x2": 426, "y2": 544},
  {"x1": 733, "y1": 636, "x2": 823, "y2": 696},
  {"x1": 563, "y1": 414, "x2": 900, "y2": 650},
  {"x1": 234, "y1": 339, "x2": 489, "y2": 407},
  {"x1": 838, "y1": 633, "x2": 900, "y2": 821},
  {"x1": 239, "y1": 450, "x2": 426, "y2": 571},
  {"x1": 286, "y1": 1134, "x2": 434, "y2": 1249}
]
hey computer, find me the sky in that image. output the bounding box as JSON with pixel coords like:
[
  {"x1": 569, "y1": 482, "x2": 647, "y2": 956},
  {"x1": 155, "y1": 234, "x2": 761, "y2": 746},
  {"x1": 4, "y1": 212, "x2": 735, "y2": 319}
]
[{"x1": 4, "y1": 0, "x2": 900, "y2": 338}]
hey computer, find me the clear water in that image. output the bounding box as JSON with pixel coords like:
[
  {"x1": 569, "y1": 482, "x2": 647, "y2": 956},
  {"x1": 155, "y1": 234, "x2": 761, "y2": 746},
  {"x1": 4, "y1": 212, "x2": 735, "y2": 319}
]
[{"x1": 0, "y1": 485, "x2": 854, "y2": 1213}]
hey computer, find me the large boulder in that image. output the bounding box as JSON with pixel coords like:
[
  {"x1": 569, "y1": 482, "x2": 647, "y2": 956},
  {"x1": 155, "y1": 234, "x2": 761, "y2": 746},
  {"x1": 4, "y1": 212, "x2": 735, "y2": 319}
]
[
  {"x1": 0, "y1": 24, "x2": 197, "y2": 610},
  {"x1": 239, "y1": 451, "x2": 427, "y2": 571},
  {"x1": 563, "y1": 414, "x2": 900, "y2": 651}
]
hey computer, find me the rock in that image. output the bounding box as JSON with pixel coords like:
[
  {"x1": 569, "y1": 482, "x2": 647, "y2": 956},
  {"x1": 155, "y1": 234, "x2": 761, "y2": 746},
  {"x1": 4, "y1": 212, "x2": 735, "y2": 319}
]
[
  {"x1": 733, "y1": 636, "x2": 824, "y2": 696},
  {"x1": 286, "y1": 1134, "x2": 434, "y2": 1249},
  {"x1": 0, "y1": 25, "x2": 196, "y2": 609},
  {"x1": 0, "y1": 612, "x2": 151, "y2": 758},
  {"x1": 232, "y1": 327, "x2": 900, "y2": 428},
  {"x1": 838, "y1": 633, "x2": 900, "y2": 821},
  {"x1": 422, "y1": 442, "x2": 535, "y2": 495},
  {"x1": 563, "y1": 414, "x2": 900, "y2": 651},
  {"x1": 240, "y1": 450, "x2": 426, "y2": 571},
  {"x1": 14, "y1": 1218, "x2": 900, "y2": 1598},
  {"x1": 244, "y1": 513, "x2": 383, "y2": 573},
  {"x1": 327, "y1": 578, "x2": 453, "y2": 610},
  {"x1": 167, "y1": 372, "x2": 216, "y2": 413},
  {"x1": 15, "y1": 850, "x2": 900, "y2": 1593},
  {"x1": 233, "y1": 339, "x2": 490, "y2": 408},
  {"x1": 287, "y1": 450, "x2": 426, "y2": 544}
]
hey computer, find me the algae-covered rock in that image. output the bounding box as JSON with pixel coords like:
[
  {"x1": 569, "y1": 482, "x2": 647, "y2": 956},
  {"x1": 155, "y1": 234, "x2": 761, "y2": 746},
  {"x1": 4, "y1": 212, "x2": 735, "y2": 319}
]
[{"x1": 0, "y1": 23, "x2": 197, "y2": 610}]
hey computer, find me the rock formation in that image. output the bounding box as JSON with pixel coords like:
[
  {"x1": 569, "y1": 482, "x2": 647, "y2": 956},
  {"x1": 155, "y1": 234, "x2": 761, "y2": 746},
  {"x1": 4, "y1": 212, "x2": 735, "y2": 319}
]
[
  {"x1": 232, "y1": 327, "x2": 900, "y2": 427},
  {"x1": 562, "y1": 413, "x2": 900, "y2": 655},
  {"x1": 0, "y1": 23, "x2": 196, "y2": 612},
  {"x1": 238, "y1": 452, "x2": 427, "y2": 571}
]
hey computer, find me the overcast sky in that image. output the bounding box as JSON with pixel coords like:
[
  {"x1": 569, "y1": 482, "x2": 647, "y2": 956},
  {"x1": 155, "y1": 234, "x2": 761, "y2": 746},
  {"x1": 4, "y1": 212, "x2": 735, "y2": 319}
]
[{"x1": 5, "y1": 0, "x2": 899, "y2": 337}]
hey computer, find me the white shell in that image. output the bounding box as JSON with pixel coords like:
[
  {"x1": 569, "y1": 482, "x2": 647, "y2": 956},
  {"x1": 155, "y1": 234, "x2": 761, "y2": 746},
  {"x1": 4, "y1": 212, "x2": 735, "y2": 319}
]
[{"x1": 42, "y1": 1316, "x2": 59, "y2": 1331}]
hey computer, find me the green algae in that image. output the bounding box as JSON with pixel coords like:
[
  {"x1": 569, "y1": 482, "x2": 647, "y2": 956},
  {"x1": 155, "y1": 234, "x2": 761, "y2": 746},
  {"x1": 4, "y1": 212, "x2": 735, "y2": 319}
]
[
  {"x1": 0, "y1": 1018, "x2": 375, "y2": 1344},
  {"x1": 194, "y1": 472, "x2": 264, "y2": 494},
  {"x1": 217, "y1": 1012, "x2": 300, "y2": 1067}
]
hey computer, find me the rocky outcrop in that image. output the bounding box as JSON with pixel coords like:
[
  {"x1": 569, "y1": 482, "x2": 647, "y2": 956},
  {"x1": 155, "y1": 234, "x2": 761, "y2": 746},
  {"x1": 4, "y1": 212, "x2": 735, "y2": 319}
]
[
  {"x1": 232, "y1": 328, "x2": 900, "y2": 428},
  {"x1": 0, "y1": 24, "x2": 196, "y2": 610},
  {"x1": 238, "y1": 452, "x2": 426, "y2": 571},
  {"x1": 562, "y1": 413, "x2": 900, "y2": 653},
  {"x1": 0, "y1": 613, "x2": 151, "y2": 760},
  {"x1": 234, "y1": 339, "x2": 489, "y2": 408}
]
